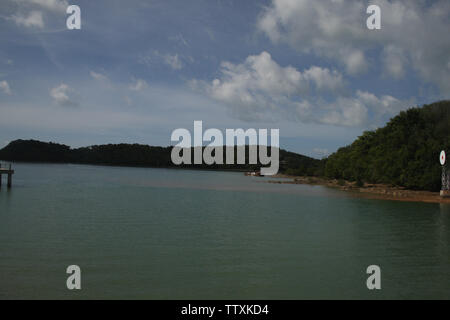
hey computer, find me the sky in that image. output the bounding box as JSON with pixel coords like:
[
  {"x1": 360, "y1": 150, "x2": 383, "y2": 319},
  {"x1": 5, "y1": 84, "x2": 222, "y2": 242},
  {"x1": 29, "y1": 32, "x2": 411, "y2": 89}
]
[{"x1": 0, "y1": 0, "x2": 449, "y2": 158}]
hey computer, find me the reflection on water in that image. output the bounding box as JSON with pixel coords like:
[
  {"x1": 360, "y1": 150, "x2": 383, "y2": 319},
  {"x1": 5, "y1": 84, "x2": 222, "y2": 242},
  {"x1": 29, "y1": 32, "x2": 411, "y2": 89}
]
[
  {"x1": 0, "y1": 162, "x2": 449, "y2": 299},
  {"x1": 440, "y1": 203, "x2": 450, "y2": 214}
]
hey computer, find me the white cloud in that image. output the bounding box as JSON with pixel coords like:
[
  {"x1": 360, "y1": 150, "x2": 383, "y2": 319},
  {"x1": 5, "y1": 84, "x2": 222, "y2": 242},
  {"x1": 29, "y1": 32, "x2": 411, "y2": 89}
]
[
  {"x1": 169, "y1": 33, "x2": 189, "y2": 47},
  {"x1": 163, "y1": 53, "x2": 183, "y2": 70},
  {"x1": 139, "y1": 51, "x2": 184, "y2": 70},
  {"x1": 0, "y1": 81, "x2": 12, "y2": 95},
  {"x1": 303, "y1": 66, "x2": 346, "y2": 93},
  {"x1": 50, "y1": 83, "x2": 77, "y2": 106},
  {"x1": 13, "y1": 0, "x2": 68, "y2": 13},
  {"x1": 320, "y1": 98, "x2": 369, "y2": 127},
  {"x1": 258, "y1": 0, "x2": 450, "y2": 90},
  {"x1": 320, "y1": 91, "x2": 408, "y2": 127},
  {"x1": 11, "y1": 11, "x2": 44, "y2": 28},
  {"x1": 193, "y1": 51, "x2": 408, "y2": 127},
  {"x1": 382, "y1": 45, "x2": 407, "y2": 79},
  {"x1": 129, "y1": 79, "x2": 148, "y2": 91},
  {"x1": 341, "y1": 49, "x2": 368, "y2": 75},
  {"x1": 8, "y1": 0, "x2": 68, "y2": 29},
  {"x1": 207, "y1": 51, "x2": 344, "y2": 100},
  {"x1": 313, "y1": 148, "x2": 329, "y2": 159},
  {"x1": 90, "y1": 71, "x2": 109, "y2": 83}
]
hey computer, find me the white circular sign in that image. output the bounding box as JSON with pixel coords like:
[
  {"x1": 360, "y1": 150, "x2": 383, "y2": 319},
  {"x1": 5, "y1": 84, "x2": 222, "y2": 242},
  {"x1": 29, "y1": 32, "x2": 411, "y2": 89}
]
[{"x1": 440, "y1": 150, "x2": 446, "y2": 165}]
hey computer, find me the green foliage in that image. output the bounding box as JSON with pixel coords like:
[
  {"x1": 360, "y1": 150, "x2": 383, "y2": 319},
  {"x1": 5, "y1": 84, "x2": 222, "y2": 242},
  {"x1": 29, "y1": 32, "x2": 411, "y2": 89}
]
[
  {"x1": 324, "y1": 101, "x2": 450, "y2": 191},
  {"x1": 283, "y1": 153, "x2": 324, "y2": 177},
  {"x1": 0, "y1": 140, "x2": 323, "y2": 174},
  {"x1": 0, "y1": 140, "x2": 71, "y2": 162},
  {"x1": 3, "y1": 100, "x2": 448, "y2": 191}
]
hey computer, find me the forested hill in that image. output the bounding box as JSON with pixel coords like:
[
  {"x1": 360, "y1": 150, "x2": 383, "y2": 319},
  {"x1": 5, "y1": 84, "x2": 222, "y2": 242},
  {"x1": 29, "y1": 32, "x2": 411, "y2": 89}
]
[
  {"x1": 2, "y1": 101, "x2": 448, "y2": 190},
  {"x1": 0, "y1": 139, "x2": 323, "y2": 175},
  {"x1": 324, "y1": 100, "x2": 450, "y2": 191}
]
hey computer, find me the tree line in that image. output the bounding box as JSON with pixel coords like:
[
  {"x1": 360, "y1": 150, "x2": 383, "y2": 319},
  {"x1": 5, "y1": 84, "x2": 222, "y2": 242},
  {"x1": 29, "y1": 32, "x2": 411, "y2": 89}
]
[
  {"x1": 0, "y1": 140, "x2": 322, "y2": 175},
  {"x1": 1, "y1": 100, "x2": 448, "y2": 191},
  {"x1": 324, "y1": 100, "x2": 450, "y2": 191}
]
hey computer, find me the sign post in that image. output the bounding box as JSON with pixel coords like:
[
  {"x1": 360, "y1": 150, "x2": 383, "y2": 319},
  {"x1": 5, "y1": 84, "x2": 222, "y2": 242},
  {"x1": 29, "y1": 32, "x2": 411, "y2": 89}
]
[{"x1": 440, "y1": 150, "x2": 449, "y2": 198}]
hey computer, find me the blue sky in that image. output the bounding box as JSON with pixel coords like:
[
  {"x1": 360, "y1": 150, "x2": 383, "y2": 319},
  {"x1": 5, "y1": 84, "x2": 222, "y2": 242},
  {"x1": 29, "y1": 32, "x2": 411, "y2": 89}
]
[{"x1": 0, "y1": 0, "x2": 449, "y2": 158}]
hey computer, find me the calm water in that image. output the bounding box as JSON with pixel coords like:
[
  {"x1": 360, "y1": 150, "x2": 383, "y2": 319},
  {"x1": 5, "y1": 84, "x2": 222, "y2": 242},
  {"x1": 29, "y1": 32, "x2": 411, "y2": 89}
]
[{"x1": 0, "y1": 162, "x2": 449, "y2": 299}]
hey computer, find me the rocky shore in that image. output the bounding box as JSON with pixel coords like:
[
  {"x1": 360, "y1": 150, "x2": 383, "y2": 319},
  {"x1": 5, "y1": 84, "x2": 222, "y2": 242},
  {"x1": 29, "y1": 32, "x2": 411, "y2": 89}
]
[{"x1": 267, "y1": 174, "x2": 450, "y2": 204}]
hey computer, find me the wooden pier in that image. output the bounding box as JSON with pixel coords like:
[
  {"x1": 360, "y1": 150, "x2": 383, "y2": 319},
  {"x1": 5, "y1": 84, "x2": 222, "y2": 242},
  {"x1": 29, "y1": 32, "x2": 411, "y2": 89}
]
[{"x1": 0, "y1": 164, "x2": 14, "y2": 188}]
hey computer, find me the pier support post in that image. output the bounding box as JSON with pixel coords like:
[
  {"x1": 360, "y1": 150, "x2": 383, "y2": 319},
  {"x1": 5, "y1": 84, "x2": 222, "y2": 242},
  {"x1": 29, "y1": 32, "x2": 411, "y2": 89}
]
[
  {"x1": 7, "y1": 172, "x2": 12, "y2": 188},
  {"x1": 0, "y1": 164, "x2": 14, "y2": 189}
]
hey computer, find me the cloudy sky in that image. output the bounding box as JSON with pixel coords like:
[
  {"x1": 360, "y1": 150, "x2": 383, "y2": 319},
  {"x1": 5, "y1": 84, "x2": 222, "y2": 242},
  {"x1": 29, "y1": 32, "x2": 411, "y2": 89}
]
[{"x1": 0, "y1": 0, "x2": 449, "y2": 158}]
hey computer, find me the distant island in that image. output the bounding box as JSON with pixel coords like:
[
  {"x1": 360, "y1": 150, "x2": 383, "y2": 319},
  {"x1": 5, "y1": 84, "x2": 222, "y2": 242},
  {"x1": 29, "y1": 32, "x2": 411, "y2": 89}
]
[
  {"x1": 1, "y1": 100, "x2": 449, "y2": 192},
  {"x1": 0, "y1": 140, "x2": 323, "y2": 176}
]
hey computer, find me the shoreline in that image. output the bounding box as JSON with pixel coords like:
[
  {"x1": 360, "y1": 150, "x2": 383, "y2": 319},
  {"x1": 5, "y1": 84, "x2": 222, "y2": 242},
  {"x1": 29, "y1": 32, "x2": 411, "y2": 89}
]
[
  {"x1": 3, "y1": 159, "x2": 449, "y2": 204},
  {"x1": 268, "y1": 174, "x2": 450, "y2": 204}
]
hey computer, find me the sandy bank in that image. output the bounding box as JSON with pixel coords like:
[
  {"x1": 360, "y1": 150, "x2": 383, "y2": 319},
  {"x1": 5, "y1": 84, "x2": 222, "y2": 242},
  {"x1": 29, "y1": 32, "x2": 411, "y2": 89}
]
[{"x1": 267, "y1": 174, "x2": 450, "y2": 204}]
